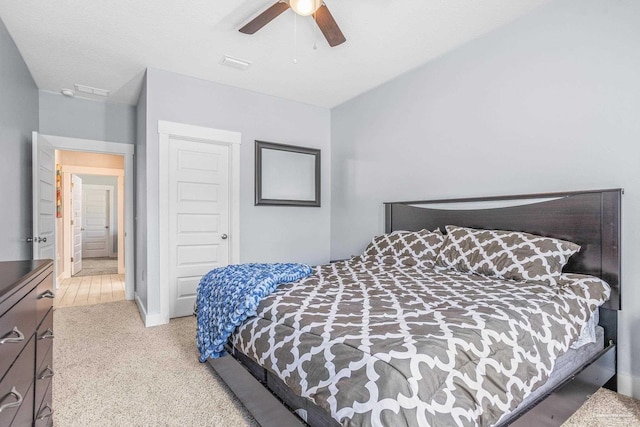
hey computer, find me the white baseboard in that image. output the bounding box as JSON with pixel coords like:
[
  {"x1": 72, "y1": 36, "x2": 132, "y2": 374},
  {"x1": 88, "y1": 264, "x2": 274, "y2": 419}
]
[
  {"x1": 617, "y1": 372, "x2": 640, "y2": 399},
  {"x1": 134, "y1": 294, "x2": 168, "y2": 327}
]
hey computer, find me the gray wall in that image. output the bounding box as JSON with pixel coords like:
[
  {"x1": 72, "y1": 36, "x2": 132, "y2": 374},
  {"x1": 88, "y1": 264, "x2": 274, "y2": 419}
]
[
  {"x1": 0, "y1": 18, "x2": 39, "y2": 261},
  {"x1": 39, "y1": 91, "x2": 136, "y2": 144},
  {"x1": 331, "y1": 0, "x2": 640, "y2": 397},
  {"x1": 137, "y1": 68, "x2": 332, "y2": 319},
  {"x1": 135, "y1": 73, "x2": 148, "y2": 308}
]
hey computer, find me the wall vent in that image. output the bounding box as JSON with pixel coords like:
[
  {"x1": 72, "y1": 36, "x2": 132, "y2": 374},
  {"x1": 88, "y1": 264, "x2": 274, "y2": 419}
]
[
  {"x1": 220, "y1": 55, "x2": 252, "y2": 70},
  {"x1": 74, "y1": 83, "x2": 110, "y2": 97}
]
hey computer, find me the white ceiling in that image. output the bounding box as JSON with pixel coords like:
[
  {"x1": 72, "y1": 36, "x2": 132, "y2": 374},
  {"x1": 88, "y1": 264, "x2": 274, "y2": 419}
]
[{"x1": 0, "y1": 0, "x2": 551, "y2": 108}]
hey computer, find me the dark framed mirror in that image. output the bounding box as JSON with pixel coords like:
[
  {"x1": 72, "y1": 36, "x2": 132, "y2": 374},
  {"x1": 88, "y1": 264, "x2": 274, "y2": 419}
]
[{"x1": 255, "y1": 140, "x2": 321, "y2": 207}]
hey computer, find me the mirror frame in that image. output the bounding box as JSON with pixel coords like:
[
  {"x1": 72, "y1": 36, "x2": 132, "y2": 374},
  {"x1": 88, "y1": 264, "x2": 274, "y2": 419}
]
[{"x1": 255, "y1": 140, "x2": 321, "y2": 207}]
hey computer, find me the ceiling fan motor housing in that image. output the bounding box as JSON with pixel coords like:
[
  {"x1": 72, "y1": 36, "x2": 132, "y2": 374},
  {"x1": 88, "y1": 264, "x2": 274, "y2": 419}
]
[{"x1": 289, "y1": 0, "x2": 323, "y2": 16}]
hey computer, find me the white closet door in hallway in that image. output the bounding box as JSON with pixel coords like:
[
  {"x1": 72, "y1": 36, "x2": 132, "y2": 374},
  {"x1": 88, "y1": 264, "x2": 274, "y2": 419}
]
[
  {"x1": 71, "y1": 174, "x2": 83, "y2": 274},
  {"x1": 168, "y1": 138, "x2": 230, "y2": 318},
  {"x1": 82, "y1": 185, "x2": 112, "y2": 258}
]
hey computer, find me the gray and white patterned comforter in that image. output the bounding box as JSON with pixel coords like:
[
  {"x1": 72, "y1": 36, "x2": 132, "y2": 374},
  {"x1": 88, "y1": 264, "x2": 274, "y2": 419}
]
[{"x1": 230, "y1": 257, "x2": 610, "y2": 427}]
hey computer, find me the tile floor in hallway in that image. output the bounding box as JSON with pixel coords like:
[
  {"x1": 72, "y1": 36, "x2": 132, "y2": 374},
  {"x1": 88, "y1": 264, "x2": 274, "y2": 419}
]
[{"x1": 54, "y1": 274, "x2": 125, "y2": 307}]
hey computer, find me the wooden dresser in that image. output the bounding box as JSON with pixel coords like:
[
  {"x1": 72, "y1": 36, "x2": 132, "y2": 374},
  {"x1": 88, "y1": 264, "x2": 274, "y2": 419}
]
[{"x1": 0, "y1": 260, "x2": 54, "y2": 427}]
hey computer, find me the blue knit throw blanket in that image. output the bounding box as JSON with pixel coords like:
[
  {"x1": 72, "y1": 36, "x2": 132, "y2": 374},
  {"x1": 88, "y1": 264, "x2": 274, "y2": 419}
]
[{"x1": 196, "y1": 263, "x2": 313, "y2": 362}]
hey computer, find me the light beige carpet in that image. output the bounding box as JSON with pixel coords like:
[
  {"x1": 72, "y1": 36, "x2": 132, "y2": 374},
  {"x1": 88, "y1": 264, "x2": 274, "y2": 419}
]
[
  {"x1": 54, "y1": 301, "x2": 640, "y2": 427},
  {"x1": 53, "y1": 301, "x2": 258, "y2": 426},
  {"x1": 72, "y1": 257, "x2": 118, "y2": 277},
  {"x1": 563, "y1": 387, "x2": 640, "y2": 426}
]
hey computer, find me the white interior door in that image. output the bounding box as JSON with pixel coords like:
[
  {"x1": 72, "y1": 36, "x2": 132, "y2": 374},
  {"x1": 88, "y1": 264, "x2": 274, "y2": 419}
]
[
  {"x1": 82, "y1": 186, "x2": 110, "y2": 258},
  {"x1": 31, "y1": 132, "x2": 56, "y2": 261},
  {"x1": 71, "y1": 174, "x2": 83, "y2": 275},
  {"x1": 169, "y1": 137, "x2": 230, "y2": 318}
]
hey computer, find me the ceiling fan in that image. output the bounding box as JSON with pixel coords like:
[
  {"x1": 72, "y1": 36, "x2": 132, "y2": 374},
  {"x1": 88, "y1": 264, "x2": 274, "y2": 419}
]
[{"x1": 239, "y1": 0, "x2": 346, "y2": 47}]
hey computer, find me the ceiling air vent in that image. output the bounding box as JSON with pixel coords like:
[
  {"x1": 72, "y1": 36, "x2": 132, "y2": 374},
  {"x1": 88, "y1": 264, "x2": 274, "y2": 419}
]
[
  {"x1": 220, "y1": 55, "x2": 252, "y2": 70},
  {"x1": 74, "y1": 83, "x2": 110, "y2": 97}
]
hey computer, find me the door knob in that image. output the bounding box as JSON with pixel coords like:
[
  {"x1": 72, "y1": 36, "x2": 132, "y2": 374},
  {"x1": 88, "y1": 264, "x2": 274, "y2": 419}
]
[
  {"x1": 28, "y1": 236, "x2": 47, "y2": 243},
  {"x1": 221, "y1": 234, "x2": 228, "y2": 240}
]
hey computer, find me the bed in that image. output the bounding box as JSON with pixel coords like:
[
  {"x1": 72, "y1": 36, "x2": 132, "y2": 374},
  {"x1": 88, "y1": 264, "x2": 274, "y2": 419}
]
[{"x1": 205, "y1": 189, "x2": 621, "y2": 427}]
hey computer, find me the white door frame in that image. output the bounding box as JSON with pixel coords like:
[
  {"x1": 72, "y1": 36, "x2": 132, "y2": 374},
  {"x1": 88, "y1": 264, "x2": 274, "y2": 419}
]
[
  {"x1": 158, "y1": 121, "x2": 240, "y2": 324},
  {"x1": 83, "y1": 184, "x2": 116, "y2": 259},
  {"x1": 62, "y1": 169, "x2": 124, "y2": 276},
  {"x1": 38, "y1": 133, "x2": 134, "y2": 301}
]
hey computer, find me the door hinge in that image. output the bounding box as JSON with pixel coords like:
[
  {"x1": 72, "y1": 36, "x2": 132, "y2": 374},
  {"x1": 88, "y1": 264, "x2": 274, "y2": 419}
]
[
  {"x1": 71, "y1": 257, "x2": 74, "y2": 262},
  {"x1": 71, "y1": 220, "x2": 74, "y2": 225}
]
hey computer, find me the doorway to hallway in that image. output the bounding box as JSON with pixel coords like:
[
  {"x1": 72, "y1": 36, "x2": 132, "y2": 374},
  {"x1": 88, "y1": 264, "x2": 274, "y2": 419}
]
[
  {"x1": 58, "y1": 156, "x2": 125, "y2": 308},
  {"x1": 32, "y1": 132, "x2": 134, "y2": 302}
]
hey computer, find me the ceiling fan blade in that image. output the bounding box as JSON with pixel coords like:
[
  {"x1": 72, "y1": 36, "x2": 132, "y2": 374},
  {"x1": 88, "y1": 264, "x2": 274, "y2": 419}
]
[
  {"x1": 313, "y1": 4, "x2": 346, "y2": 47},
  {"x1": 239, "y1": 1, "x2": 290, "y2": 34}
]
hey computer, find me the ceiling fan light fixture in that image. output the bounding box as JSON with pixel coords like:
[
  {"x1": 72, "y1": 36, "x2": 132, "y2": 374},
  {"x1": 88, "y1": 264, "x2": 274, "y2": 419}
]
[
  {"x1": 289, "y1": 0, "x2": 322, "y2": 16},
  {"x1": 239, "y1": 1, "x2": 345, "y2": 47}
]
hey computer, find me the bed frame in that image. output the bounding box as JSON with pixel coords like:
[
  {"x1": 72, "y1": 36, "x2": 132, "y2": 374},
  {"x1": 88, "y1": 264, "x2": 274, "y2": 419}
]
[{"x1": 209, "y1": 189, "x2": 622, "y2": 427}]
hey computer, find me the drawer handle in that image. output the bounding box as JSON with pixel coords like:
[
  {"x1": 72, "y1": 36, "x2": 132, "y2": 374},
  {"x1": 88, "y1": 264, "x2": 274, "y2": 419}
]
[
  {"x1": 0, "y1": 386, "x2": 23, "y2": 413},
  {"x1": 0, "y1": 327, "x2": 25, "y2": 344},
  {"x1": 39, "y1": 328, "x2": 54, "y2": 340},
  {"x1": 38, "y1": 366, "x2": 55, "y2": 380},
  {"x1": 36, "y1": 403, "x2": 54, "y2": 420},
  {"x1": 38, "y1": 289, "x2": 56, "y2": 299}
]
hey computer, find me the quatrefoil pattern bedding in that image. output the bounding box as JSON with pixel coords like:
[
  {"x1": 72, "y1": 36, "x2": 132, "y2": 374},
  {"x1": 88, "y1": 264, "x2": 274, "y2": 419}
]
[
  {"x1": 364, "y1": 229, "x2": 445, "y2": 267},
  {"x1": 230, "y1": 259, "x2": 609, "y2": 427},
  {"x1": 436, "y1": 225, "x2": 581, "y2": 286}
]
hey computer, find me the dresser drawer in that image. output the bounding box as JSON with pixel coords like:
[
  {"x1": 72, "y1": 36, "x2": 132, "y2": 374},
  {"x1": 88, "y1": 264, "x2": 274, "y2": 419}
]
[
  {"x1": 36, "y1": 308, "x2": 54, "y2": 373},
  {"x1": 0, "y1": 288, "x2": 38, "y2": 381},
  {"x1": 35, "y1": 273, "x2": 54, "y2": 327},
  {"x1": 34, "y1": 380, "x2": 53, "y2": 427},
  {"x1": 9, "y1": 382, "x2": 34, "y2": 427},
  {"x1": 0, "y1": 336, "x2": 35, "y2": 426},
  {"x1": 35, "y1": 343, "x2": 53, "y2": 415},
  {"x1": 33, "y1": 378, "x2": 53, "y2": 427}
]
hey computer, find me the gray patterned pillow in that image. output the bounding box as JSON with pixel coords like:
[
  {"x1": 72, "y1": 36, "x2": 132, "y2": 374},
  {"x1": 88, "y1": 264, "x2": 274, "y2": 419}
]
[
  {"x1": 436, "y1": 225, "x2": 580, "y2": 285},
  {"x1": 363, "y1": 232, "x2": 406, "y2": 257},
  {"x1": 394, "y1": 229, "x2": 445, "y2": 267},
  {"x1": 364, "y1": 229, "x2": 444, "y2": 267}
]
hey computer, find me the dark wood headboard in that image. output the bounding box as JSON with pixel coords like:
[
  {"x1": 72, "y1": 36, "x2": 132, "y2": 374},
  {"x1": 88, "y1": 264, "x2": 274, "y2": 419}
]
[{"x1": 384, "y1": 189, "x2": 622, "y2": 311}]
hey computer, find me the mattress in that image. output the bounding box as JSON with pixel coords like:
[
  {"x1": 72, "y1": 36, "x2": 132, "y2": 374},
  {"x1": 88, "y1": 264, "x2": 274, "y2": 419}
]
[
  {"x1": 231, "y1": 325, "x2": 605, "y2": 426},
  {"x1": 230, "y1": 259, "x2": 611, "y2": 426},
  {"x1": 498, "y1": 325, "x2": 605, "y2": 425}
]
